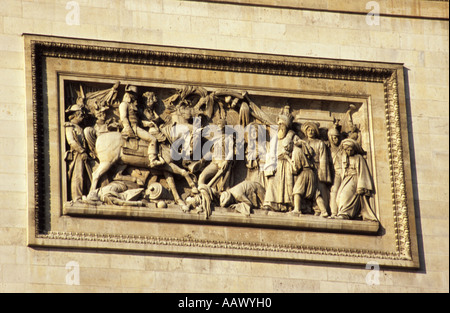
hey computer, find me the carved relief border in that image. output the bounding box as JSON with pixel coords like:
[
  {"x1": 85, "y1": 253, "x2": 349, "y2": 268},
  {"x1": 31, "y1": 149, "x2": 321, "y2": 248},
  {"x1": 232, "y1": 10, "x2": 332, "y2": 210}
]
[
  {"x1": 384, "y1": 73, "x2": 412, "y2": 261},
  {"x1": 25, "y1": 35, "x2": 418, "y2": 267}
]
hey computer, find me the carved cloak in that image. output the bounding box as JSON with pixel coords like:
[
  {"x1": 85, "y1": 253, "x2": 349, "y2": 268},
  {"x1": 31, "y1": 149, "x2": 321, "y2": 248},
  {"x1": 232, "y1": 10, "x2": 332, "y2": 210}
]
[
  {"x1": 263, "y1": 130, "x2": 296, "y2": 209},
  {"x1": 307, "y1": 138, "x2": 333, "y2": 185},
  {"x1": 336, "y1": 153, "x2": 377, "y2": 221},
  {"x1": 227, "y1": 181, "x2": 266, "y2": 216}
]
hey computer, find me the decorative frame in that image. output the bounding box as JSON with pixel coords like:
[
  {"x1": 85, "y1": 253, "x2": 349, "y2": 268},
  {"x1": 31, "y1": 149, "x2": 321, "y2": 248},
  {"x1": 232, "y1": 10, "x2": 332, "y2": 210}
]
[{"x1": 25, "y1": 34, "x2": 419, "y2": 268}]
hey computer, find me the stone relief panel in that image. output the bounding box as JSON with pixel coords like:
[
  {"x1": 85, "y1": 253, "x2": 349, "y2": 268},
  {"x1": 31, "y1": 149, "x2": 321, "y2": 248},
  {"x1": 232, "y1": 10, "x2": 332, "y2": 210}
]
[
  {"x1": 62, "y1": 80, "x2": 376, "y2": 225},
  {"x1": 25, "y1": 35, "x2": 419, "y2": 268}
]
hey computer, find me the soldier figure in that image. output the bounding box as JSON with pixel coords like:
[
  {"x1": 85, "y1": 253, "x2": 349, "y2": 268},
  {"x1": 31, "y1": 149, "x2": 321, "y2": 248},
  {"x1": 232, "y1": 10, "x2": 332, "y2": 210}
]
[
  {"x1": 119, "y1": 85, "x2": 165, "y2": 168},
  {"x1": 301, "y1": 121, "x2": 332, "y2": 217},
  {"x1": 64, "y1": 104, "x2": 91, "y2": 202}
]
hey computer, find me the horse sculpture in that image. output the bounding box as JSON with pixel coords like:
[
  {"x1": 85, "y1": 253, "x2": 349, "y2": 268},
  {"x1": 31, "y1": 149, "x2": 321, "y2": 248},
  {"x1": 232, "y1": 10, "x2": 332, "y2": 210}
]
[
  {"x1": 87, "y1": 131, "x2": 197, "y2": 205},
  {"x1": 87, "y1": 91, "x2": 201, "y2": 206}
]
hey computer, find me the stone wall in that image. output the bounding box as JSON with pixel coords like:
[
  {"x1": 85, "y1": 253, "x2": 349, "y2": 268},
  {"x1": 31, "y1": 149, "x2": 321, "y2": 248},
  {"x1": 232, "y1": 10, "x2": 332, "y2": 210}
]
[{"x1": 0, "y1": 0, "x2": 448, "y2": 292}]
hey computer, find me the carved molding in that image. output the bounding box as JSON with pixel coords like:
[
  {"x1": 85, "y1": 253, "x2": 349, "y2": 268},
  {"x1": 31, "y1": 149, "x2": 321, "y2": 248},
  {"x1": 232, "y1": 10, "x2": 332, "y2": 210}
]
[
  {"x1": 38, "y1": 230, "x2": 404, "y2": 261},
  {"x1": 384, "y1": 73, "x2": 411, "y2": 260}
]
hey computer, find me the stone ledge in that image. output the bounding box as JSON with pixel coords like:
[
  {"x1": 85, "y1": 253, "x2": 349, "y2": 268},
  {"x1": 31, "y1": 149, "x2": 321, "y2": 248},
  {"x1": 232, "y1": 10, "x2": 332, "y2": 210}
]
[
  {"x1": 197, "y1": 0, "x2": 449, "y2": 20},
  {"x1": 63, "y1": 202, "x2": 380, "y2": 235}
]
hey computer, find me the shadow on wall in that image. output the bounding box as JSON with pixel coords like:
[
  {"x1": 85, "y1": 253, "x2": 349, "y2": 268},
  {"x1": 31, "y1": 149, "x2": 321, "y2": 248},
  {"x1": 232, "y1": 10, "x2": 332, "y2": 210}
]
[{"x1": 403, "y1": 66, "x2": 426, "y2": 274}]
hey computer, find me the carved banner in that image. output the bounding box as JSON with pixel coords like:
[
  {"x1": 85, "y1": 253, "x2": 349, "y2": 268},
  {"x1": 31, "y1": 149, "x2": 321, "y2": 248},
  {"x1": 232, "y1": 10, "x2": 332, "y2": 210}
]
[{"x1": 25, "y1": 35, "x2": 419, "y2": 268}]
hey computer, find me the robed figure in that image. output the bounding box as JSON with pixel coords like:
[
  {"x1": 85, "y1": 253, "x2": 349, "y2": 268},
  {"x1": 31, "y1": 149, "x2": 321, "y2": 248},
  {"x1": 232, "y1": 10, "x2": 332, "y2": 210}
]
[
  {"x1": 263, "y1": 113, "x2": 297, "y2": 212},
  {"x1": 336, "y1": 139, "x2": 377, "y2": 221}
]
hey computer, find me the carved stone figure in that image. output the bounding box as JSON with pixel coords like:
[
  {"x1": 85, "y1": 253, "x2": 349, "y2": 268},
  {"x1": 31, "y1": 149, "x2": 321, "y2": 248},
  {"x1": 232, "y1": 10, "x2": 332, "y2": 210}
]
[
  {"x1": 185, "y1": 184, "x2": 214, "y2": 218},
  {"x1": 64, "y1": 105, "x2": 92, "y2": 202},
  {"x1": 86, "y1": 99, "x2": 199, "y2": 206},
  {"x1": 220, "y1": 180, "x2": 265, "y2": 216},
  {"x1": 84, "y1": 81, "x2": 119, "y2": 116},
  {"x1": 262, "y1": 111, "x2": 297, "y2": 212},
  {"x1": 119, "y1": 85, "x2": 165, "y2": 168},
  {"x1": 198, "y1": 119, "x2": 234, "y2": 192},
  {"x1": 328, "y1": 120, "x2": 343, "y2": 218},
  {"x1": 141, "y1": 91, "x2": 167, "y2": 166},
  {"x1": 335, "y1": 139, "x2": 377, "y2": 221},
  {"x1": 291, "y1": 137, "x2": 322, "y2": 215},
  {"x1": 301, "y1": 121, "x2": 332, "y2": 217},
  {"x1": 90, "y1": 180, "x2": 145, "y2": 207},
  {"x1": 84, "y1": 106, "x2": 109, "y2": 161},
  {"x1": 212, "y1": 90, "x2": 277, "y2": 127},
  {"x1": 244, "y1": 123, "x2": 267, "y2": 187},
  {"x1": 224, "y1": 94, "x2": 251, "y2": 126}
]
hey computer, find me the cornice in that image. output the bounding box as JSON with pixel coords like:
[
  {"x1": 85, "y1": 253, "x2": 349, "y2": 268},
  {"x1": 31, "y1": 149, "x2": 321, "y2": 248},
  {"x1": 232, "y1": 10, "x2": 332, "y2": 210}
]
[{"x1": 195, "y1": 0, "x2": 449, "y2": 20}]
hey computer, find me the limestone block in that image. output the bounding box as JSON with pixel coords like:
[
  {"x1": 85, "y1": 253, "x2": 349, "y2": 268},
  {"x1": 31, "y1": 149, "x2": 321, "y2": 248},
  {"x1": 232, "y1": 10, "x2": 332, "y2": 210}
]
[
  {"x1": 424, "y1": 51, "x2": 449, "y2": 69},
  {"x1": 420, "y1": 217, "x2": 449, "y2": 237},
  {"x1": 429, "y1": 117, "x2": 449, "y2": 135},
  {"x1": 0, "y1": 209, "x2": 25, "y2": 228},
  {"x1": 131, "y1": 11, "x2": 152, "y2": 29},
  {"x1": 24, "y1": 248, "x2": 49, "y2": 267},
  {"x1": 425, "y1": 253, "x2": 450, "y2": 272},
  {"x1": 78, "y1": 267, "x2": 122, "y2": 288},
  {"x1": 0, "y1": 174, "x2": 26, "y2": 193},
  {"x1": 157, "y1": 13, "x2": 192, "y2": 32},
  {"x1": 191, "y1": 16, "x2": 219, "y2": 34},
  {"x1": 400, "y1": 33, "x2": 429, "y2": 52},
  {"x1": 0, "y1": 228, "x2": 26, "y2": 246},
  {"x1": 0, "y1": 0, "x2": 22, "y2": 18},
  {"x1": 252, "y1": 6, "x2": 283, "y2": 24},
  {"x1": 251, "y1": 21, "x2": 286, "y2": 40},
  {"x1": 0, "y1": 246, "x2": 16, "y2": 265},
  {"x1": 0, "y1": 283, "x2": 26, "y2": 293},
  {"x1": 0, "y1": 69, "x2": 24, "y2": 88},
  {"x1": 121, "y1": 27, "x2": 163, "y2": 46},
  {"x1": 0, "y1": 51, "x2": 24, "y2": 70},
  {"x1": 319, "y1": 281, "x2": 349, "y2": 293},
  {"x1": 370, "y1": 31, "x2": 400, "y2": 50},
  {"x1": 389, "y1": 270, "x2": 448, "y2": 291},
  {"x1": 230, "y1": 276, "x2": 273, "y2": 292},
  {"x1": 423, "y1": 19, "x2": 449, "y2": 37},
  {"x1": 284, "y1": 25, "x2": 320, "y2": 43},
  {"x1": 409, "y1": 100, "x2": 449, "y2": 119},
  {"x1": 3, "y1": 17, "x2": 35, "y2": 36},
  {"x1": 299, "y1": 9, "x2": 340, "y2": 28},
  {"x1": 431, "y1": 150, "x2": 449, "y2": 170},
  {"x1": 206, "y1": 1, "x2": 248, "y2": 20},
  {"x1": 119, "y1": 270, "x2": 156, "y2": 289},
  {"x1": 347, "y1": 283, "x2": 388, "y2": 292},
  {"x1": 289, "y1": 264, "x2": 328, "y2": 281},
  {"x1": 209, "y1": 258, "x2": 252, "y2": 277},
  {"x1": 162, "y1": 0, "x2": 193, "y2": 15},
  {"x1": 47, "y1": 251, "x2": 111, "y2": 269},
  {"x1": 144, "y1": 255, "x2": 183, "y2": 272},
  {"x1": 427, "y1": 34, "x2": 449, "y2": 53},
  {"x1": 152, "y1": 272, "x2": 217, "y2": 292},
  {"x1": 162, "y1": 30, "x2": 215, "y2": 49},
  {"x1": 110, "y1": 254, "x2": 145, "y2": 270},
  {"x1": 2, "y1": 264, "x2": 28, "y2": 284},
  {"x1": 0, "y1": 138, "x2": 26, "y2": 159},
  {"x1": 248, "y1": 261, "x2": 289, "y2": 278},
  {"x1": 417, "y1": 200, "x2": 449, "y2": 220},
  {"x1": 218, "y1": 19, "x2": 252, "y2": 37},
  {"x1": 423, "y1": 235, "x2": 449, "y2": 256},
  {"x1": 124, "y1": 0, "x2": 163, "y2": 13},
  {"x1": 22, "y1": 2, "x2": 56, "y2": 21},
  {"x1": 273, "y1": 278, "x2": 320, "y2": 292}
]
